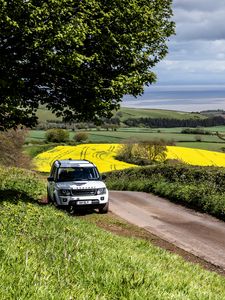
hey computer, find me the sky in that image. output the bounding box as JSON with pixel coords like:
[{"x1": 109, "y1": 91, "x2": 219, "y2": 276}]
[{"x1": 154, "y1": 0, "x2": 225, "y2": 86}]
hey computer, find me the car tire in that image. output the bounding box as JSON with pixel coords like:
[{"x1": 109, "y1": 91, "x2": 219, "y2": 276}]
[
  {"x1": 47, "y1": 189, "x2": 52, "y2": 204},
  {"x1": 99, "y1": 202, "x2": 109, "y2": 214}
]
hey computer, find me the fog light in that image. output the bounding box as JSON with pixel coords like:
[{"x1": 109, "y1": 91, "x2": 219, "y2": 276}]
[
  {"x1": 62, "y1": 198, "x2": 67, "y2": 202},
  {"x1": 100, "y1": 197, "x2": 104, "y2": 200}
]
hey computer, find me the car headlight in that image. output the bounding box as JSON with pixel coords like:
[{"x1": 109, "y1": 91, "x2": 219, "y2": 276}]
[
  {"x1": 60, "y1": 189, "x2": 71, "y2": 196},
  {"x1": 96, "y1": 188, "x2": 106, "y2": 195}
]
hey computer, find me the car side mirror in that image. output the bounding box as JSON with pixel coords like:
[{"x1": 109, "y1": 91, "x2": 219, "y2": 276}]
[
  {"x1": 101, "y1": 174, "x2": 106, "y2": 180},
  {"x1": 47, "y1": 176, "x2": 54, "y2": 182}
]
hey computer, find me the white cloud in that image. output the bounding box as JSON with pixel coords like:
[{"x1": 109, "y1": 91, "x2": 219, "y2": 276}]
[
  {"x1": 154, "y1": 0, "x2": 225, "y2": 84},
  {"x1": 158, "y1": 60, "x2": 225, "y2": 73},
  {"x1": 173, "y1": 0, "x2": 225, "y2": 12}
]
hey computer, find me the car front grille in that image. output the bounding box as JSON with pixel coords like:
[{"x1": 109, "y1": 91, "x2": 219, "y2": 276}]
[{"x1": 71, "y1": 189, "x2": 97, "y2": 196}]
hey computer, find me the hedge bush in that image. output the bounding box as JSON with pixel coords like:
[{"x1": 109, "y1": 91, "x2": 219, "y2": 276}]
[
  {"x1": 45, "y1": 128, "x2": 69, "y2": 143},
  {"x1": 105, "y1": 163, "x2": 225, "y2": 219}
]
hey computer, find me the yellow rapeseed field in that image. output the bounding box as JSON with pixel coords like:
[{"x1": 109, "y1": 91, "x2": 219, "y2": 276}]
[
  {"x1": 34, "y1": 144, "x2": 136, "y2": 173},
  {"x1": 167, "y1": 146, "x2": 225, "y2": 167},
  {"x1": 34, "y1": 144, "x2": 225, "y2": 173}
]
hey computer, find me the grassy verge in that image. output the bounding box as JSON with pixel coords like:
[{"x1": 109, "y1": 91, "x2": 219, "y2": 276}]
[
  {"x1": 1, "y1": 166, "x2": 225, "y2": 299},
  {"x1": 105, "y1": 164, "x2": 225, "y2": 220}
]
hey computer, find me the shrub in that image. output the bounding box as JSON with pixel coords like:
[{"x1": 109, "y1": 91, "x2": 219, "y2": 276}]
[
  {"x1": 134, "y1": 140, "x2": 167, "y2": 162},
  {"x1": 45, "y1": 128, "x2": 69, "y2": 143},
  {"x1": 74, "y1": 132, "x2": 88, "y2": 142},
  {"x1": 0, "y1": 128, "x2": 31, "y2": 169},
  {"x1": 117, "y1": 139, "x2": 167, "y2": 165},
  {"x1": 195, "y1": 135, "x2": 202, "y2": 142},
  {"x1": 181, "y1": 128, "x2": 210, "y2": 135},
  {"x1": 117, "y1": 142, "x2": 134, "y2": 161}
]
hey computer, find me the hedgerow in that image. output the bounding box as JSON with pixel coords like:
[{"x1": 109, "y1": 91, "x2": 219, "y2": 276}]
[{"x1": 105, "y1": 164, "x2": 225, "y2": 219}]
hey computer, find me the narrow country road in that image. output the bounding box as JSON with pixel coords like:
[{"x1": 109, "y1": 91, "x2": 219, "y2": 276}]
[{"x1": 109, "y1": 191, "x2": 225, "y2": 270}]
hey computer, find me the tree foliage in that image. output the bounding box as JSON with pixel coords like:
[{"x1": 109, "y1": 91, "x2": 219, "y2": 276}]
[
  {"x1": 117, "y1": 139, "x2": 167, "y2": 165},
  {"x1": 45, "y1": 128, "x2": 69, "y2": 143},
  {"x1": 124, "y1": 116, "x2": 225, "y2": 128},
  {"x1": 74, "y1": 131, "x2": 89, "y2": 142},
  {"x1": 0, "y1": 0, "x2": 174, "y2": 130}
]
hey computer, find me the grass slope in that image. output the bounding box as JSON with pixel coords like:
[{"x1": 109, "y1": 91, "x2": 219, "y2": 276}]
[
  {"x1": 36, "y1": 106, "x2": 205, "y2": 123},
  {"x1": 1, "y1": 167, "x2": 225, "y2": 299},
  {"x1": 119, "y1": 107, "x2": 205, "y2": 121}
]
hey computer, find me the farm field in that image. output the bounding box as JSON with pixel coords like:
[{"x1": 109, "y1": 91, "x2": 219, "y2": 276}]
[
  {"x1": 36, "y1": 106, "x2": 206, "y2": 123},
  {"x1": 176, "y1": 141, "x2": 225, "y2": 152},
  {"x1": 1, "y1": 166, "x2": 225, "y2": 299},
  {"x1": 28, "y1": 127, "x2": 225, "y2": 152},
  {"x1": 34, "y1": 143, "x2": 225, "y2": 173},
  {"x1": 119, "y1": 107, "x2": 206, "y2": 121},
  {"x1": 34, "y1": 144, "x2": 136, "y2": 173}
]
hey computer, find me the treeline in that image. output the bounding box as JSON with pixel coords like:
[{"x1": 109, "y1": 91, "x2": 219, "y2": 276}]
[
  {"x1": 124, "y1": 116, "x2": 225, "y2": 128},
  {"x1": 35, "y1": 117, "x2": 120, "y2": 130}
]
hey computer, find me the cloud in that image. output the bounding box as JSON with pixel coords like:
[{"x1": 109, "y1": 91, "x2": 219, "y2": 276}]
[
  {"x1": 173, "y1": 0, "x2": 225, "y2": 12},
  {"x1": 174, "y1": 9, "x2": 225, "y2": 41},
  {"x1": 153, "y1": 0, "x2": 225, "y2": 85},
  {"x1": 168, "y1": 40, "x2": 225, "y2": 61}
]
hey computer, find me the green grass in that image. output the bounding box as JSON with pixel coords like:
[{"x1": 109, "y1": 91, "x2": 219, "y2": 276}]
[
  {"x1": 119, "y1": 107, "x2": 206, "y2": 121},
  {"x1": 36, "y1": 106, "x2": 206, "y2": 123},
  {"x1": 176, "y1": 141, "x2": 225, "y2": 152},
  {"x1": 24, "y1": 144, "x2": 58, "y2": 158},
  {"x1": 27, "y1": 128, "x2": 225, "y2": 152},
  {"x1": 28, "y1": 129, "x2": 223, "y2": 144},
  {"x1": 1, "y1": 166, "x2": 225, "y2": 299}
]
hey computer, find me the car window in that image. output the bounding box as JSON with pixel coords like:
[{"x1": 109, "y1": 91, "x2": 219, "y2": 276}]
[
  {"x1": 52, "y1": 166, "x2": 58, "y2": 181},
  {"x1": 57, "y1": 167, "x2": 100, "y2": 182}
]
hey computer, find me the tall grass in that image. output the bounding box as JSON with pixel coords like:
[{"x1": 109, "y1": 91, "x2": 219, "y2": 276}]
[{"x1": 1, "y1": 166, "x2": 225, "y2": 299}]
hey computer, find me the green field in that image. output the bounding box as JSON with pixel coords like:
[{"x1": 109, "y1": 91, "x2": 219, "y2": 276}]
[
  {"x1": 29, "y1": 106, "x2": 225, "y2": 153},
  {"x1": 176, "y1": 141, "x2": 225, "y2": 152},
  {"x1": 119, "y1": 107, "x2": 206, "y2": 121},
  {"x1": 36, "y1": 106, "x2": 206, "y2": 123},
  {"x1": 27, "y1": 128, "x2": 225, "y2": 152},
  {"x1": 1, "y1": 166, "x2": 225, "y2": 299}
]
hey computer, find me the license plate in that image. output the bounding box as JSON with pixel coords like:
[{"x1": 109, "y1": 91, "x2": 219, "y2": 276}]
[{"x1": 77, "y1": 200, "x2": 92, "y2": 205}]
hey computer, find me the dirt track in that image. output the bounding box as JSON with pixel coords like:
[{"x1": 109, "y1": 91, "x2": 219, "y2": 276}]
[{"x1": 109, "y1": 191, "x2": 225, "y2": 270}]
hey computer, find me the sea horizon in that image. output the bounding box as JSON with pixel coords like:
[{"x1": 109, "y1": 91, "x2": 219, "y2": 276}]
[{"x1": 122, "y1": 84, "x2": 225, "y2": 112}]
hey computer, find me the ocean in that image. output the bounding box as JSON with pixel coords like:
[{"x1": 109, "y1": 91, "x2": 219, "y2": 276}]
[{"x1": 122, "y1": 85, "x2": 225, "y2": 112}]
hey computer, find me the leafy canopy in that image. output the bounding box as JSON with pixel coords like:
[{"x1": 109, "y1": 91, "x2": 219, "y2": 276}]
[{"x1": 0, "y1": 0, "x2": 175, "y2": 130}]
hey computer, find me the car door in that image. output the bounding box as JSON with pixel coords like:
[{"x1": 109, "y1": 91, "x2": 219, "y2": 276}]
[{"x1": 49, "y1": 165, "x2": 58, "y2": 199}]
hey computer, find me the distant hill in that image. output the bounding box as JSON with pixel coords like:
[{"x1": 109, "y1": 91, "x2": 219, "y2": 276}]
[
  {"x1": 118, "y1": 107, "x2": 206, "y2": 121},
  {"x1": 36, "y1": 106, "x2": 206, "y2": 124}
]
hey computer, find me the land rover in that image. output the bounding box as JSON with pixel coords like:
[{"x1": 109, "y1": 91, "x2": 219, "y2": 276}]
[{"x1": 47, "y1": 159, "x2": 109, "y2": 213}]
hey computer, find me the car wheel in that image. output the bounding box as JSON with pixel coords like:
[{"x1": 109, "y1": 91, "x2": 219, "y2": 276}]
[
  {"x1": 47, "y1": 189, "x2": 52, "y2": 204},
  {"x1": 66, "y1": 205, "x2": 75, "y2": 214},
  {"x1": 99, "y1": 202, "x2": 109, "y2": 214}
]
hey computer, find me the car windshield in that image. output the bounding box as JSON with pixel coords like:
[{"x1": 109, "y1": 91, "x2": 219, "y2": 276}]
[{"x1": 57, "y1": 167, "x2": 100, "y2": 182}]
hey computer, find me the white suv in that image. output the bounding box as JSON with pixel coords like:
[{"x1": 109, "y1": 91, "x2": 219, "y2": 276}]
[{"x1": 47, "y1": 159, "x2": 109, "y2": 213}]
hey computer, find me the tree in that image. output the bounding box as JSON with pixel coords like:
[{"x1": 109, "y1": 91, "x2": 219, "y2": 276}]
[
  {"x1": 0, "y1": 0, "x2": 175, "y2": 130},
  {"x1": 133, "y1": 140, "x2": 167, "y2": 162},
  {"x1": 45, "y1": 128, "x2": 69, "y2": 143},
  {"x1": 74, "y1": 132, "x2": 89, "y2": 142}
]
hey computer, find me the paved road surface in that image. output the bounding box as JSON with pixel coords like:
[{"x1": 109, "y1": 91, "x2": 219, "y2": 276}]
[{"x1": 109, "y1": 191, "x2": 225, "y2": 269}]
